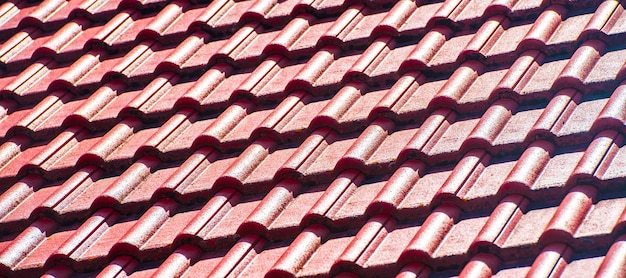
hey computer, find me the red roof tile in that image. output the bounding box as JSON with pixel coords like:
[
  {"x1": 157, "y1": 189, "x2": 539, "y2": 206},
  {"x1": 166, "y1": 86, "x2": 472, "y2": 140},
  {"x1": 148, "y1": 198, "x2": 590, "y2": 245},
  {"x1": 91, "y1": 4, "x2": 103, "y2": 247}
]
[{"x1": 0, "y1": 0, "x2": 624, "y2": 276}]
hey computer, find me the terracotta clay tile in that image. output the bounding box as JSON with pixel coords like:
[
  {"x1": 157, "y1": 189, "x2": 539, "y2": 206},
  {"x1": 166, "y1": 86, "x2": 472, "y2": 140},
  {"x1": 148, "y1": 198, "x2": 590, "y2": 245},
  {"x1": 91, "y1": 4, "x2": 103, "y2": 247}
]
[
  {"x1": 0, "y1": 27, "x2": 41, "y2": 68},
  {"x1": 541, "y1": 186, "x2": 597, "y2": 245},
  {"x1": 0, "y1": 135, "x2": 39, "y2": 184},
  {"x1": 344, "y1": 36, "x2": 394, "y2": 82},
  {"x1": 51, "y1": 50, "x2": 107, "y2": 93},
  {"x1": 1, "y1": 57, "x2": 57, "y2": 102},
  {"x1": 253, "y1": 90, "x2": 312, "y2": 141},
  {"x1": 501, "y1": 205, "x2": 559, "y2": 258},
  {"x1": 112, "y1": 43, "x2": 177, "y2": 85},
  {"x1": 264, "y1": 14, "x2": 314, "y2": 56},
  {"x1": 0, "y1": 175, "x2": 44, "y2": 226},
  {"x1": 430, "y1": 0, "x2": 471, "y2": 28},
  {"x1": 138, "y1": 1, "x2": 187, "y2": 41},
  {"x1": 397, "y1": 2, "x2": 443, "y2": 36},
  {"x1": 331, "y1": 214, "x2": 395, "y2": 275},
  {"x1": 455, "y1": 0, "x2": 493, "y2": 25},
  {"x1": 576, "y1": 196, "x2": 626, "y2": 240},
  {"x1": 22, "y1": 125, "x2": 89, "y2": 173},
  {"x1": 431, "y1": 60, "x2": 484, "y2": 110},
  {"x1": 372, "y1": 71, "x2": 428, "y2": 121},
  {"x1": 111, "y1": 198, "x2": 178, "y2": 258},
  {"x1": 607, "y1": 4, "x2": 626, "y2": 38},
  {"x1": 242, "y1": 0, "x2": 279, "y2": 23},
  {"x1": 19, "y1": 0, "x2": 67, "y2": 28},
  {"x1": 525, "y1": 243, "x2": 572, "y2": 278},
  {"x1": 484, "y1": 0, "x2": 519, "y2": 17},
  {"x1": 462, "y1": 98, "x2": 517, "y2": 152},
  {"x1": 581, "y1": 0, "x2": 624, "y2": 42},
  {"x1": 94, "y1": 156, "x2": 161, "y2": 209},
  {"x1": 389, "y1": 77, "x2": 447, "y2": 120},
  {"x1": 12, "y1": 90, "x2": 73, "y2": 139},
  {"x1": 554, "y1": 39, "x2": 607, "y2": 92},
  {"x1": 73, "y1": 0, "x2": 120, "y2": 20},
  {"x1": 136, "y1": 108, "x2": 194, "y2": 151},
  {"x1": 0, "y1": 1, "x2": 30, "y2": 35},
  {"x1": 462, "y1": 15, "x2": 509, "y2": 61},
  {"x1": 233, "y1": 54, "x2": 289, "y2": 102},
  {"x1": 595, "y1": 235, "x2": 626, "y2": 277},
  {"x1": 492, "y1": 49, "x2": 544, "y2": 100},
  {"x1": 42, "y1": 265, "x2": 73, "y2": 278},
  {"x1": 527, "y1": 88, "x2": 581, "y2": 143},
  {"x1": 214, "y1": 138, "x2": 276, "y2": 191},
  {"x1": 151, "y1": 244, "x2": 202, "y2": 278},
  {"x1": 367, "y1": 160, "x2": 425, "y2": 216},
  {"x1": 396, "y1": 263, "x2": 431, "y2": 278},
  {"x1": 278, "y1": 127, "x2": 337, "y2": 180},
  {"x1": 435, "y1": 149, "x2": 490, "y2": 205},
  {"x1": 49, "y1": 208, "x2": 118, "y2": 267},
  {"x1": 557, "y1": 96, "x2": 608, "y2": 143},
  {"x1": 427, "y1": 116, "x2": 480, "y2": 163},
  {"x1": 586, "y1": 48, "x2": 626, "y2": 89},
  {"x1": 242, "y1": 146, "x2": 298, "y2": 192},
  {"x1": 37, "y1": 165, "x2": 103, "y2": 218},
  {"x1": 158, "y1": 147, "x2": 220, "y2": 197},
  {"x1": 593, "y1": 83, "x2": 626, "y2": 133},
  {"x1": 472, "y1": 194, "x2": 528, "y2": 255},
  {"x1": 433, "y1": 214, "x2": 489, "y2": 263},
  {"x1": 212, "y1": 22, "x2": 271, "y2": 67},
  {"x1": 175, "y1": 188, "x2": 238, "y2": 246},
  {"x1": 333, "y1": 179, "x2": 386, "y2": 227},
  {"x1": 76, "y1": 117, "x2": 140, "y2": 165},
  {"x1": 96, "y1": 255, "x2": 138, "y2": 278},
  {"x1": 518, "y1": 5, "x2": 567, "y2": 51},
  {"x1": 336, "y1": 7, "x2": 388, "y2": 48},
  {"x1": 175, "y1": 63, "x2": 232, "y2": 109},
  {"x1": 336, "y1": 118, "x2": 394, "y2": 172},
  {"x1": 459, "y1": 253, "x2": 501, "y2": 277},
  {"x1": 238, "y1": 179, "x2": 300, "y2": 238},
  {"x1": 34, "y1": 17, "x2": 89, "y2": 60},
  {"x1": 520, "y1": 57, "x2": 568, "y2": 101},
  {"x1": 267, "y1": 224, "x2": 329, "y2": 277},
  {"x1": 302, "y1": 170, "x2": 364, "y2": 227},
  {"x1": 193, "y1": 0, "x2": 255, "y2": 33},
  {"x1": 88, "y1": 9, "x2": 138, "y2": 49},
  {"x1": 286, "y1": 45, "x2": 341, "y2": 94},
  {"x1": 374, "y1": 0, "x2": 417, "y2": 36},
  {"x1": 0, "y1": 217, "x2": 57, "y2": 275},
  {"x1": 400, "y1": 26, "x2": 453, "y2": 71},
  {"x1": 499, "y1": 140, "x2": 554, "y2": 195},
  {"x1": 561, "y1": 255, "x2": 605, "y2": 278},
  {"x1": 572, "y1": 130, "x2": 623, "y2": 185},
  {"x1": 193, "y1": 100, "x2": 255, "y2": 150},
  {"x1": 66, "y1": 80, "x2": 125, "y2": 127},
  {"x1": 209, "y1": 234, "x2": 265, "y2": 277},
  {"x1": 312, "y1": 82, "x2": 365, "y2": 130},
  {"x1": 398, "y1": 204, "x2": 461, "y2": 265},
  {"x1": 365, "y1": 126, "x2": 413, "y2": 168},
  {"x1": 297, "y1": 231, "x2": 354, "y2": 277},
  {"x1": 492, "y1": 106, "x2": 543, "y2": 151},
  {"x1": 157, "y1": 30, "x2": 209, "y2": 73},
  {"x1": 399, "y1": 108, "x2": 456, "y2": 163}
]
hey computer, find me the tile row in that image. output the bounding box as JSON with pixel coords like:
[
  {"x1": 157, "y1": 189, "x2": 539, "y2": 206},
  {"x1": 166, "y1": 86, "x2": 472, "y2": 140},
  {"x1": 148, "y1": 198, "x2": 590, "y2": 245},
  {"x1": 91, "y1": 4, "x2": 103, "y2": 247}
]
[
  {"x1": 2, "y1": 0, "x2": 620, "y2": 104},
  {"x1": 8, "y1": 168, "x2": 626, "y2": 276},
  {"x1": 0, "y1": 22, "x2": 624, "y2": 152},
  {"x1": 0, "y1": 79, "x2": 620, "y2": 213}
]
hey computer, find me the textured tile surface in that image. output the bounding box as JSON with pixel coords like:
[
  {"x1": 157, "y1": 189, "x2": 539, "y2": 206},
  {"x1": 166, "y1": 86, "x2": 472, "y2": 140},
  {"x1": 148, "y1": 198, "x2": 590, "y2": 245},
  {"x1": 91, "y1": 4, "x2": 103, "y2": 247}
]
[{"x1": 0, "y1": 0, "x2": 624, "y2": 277}]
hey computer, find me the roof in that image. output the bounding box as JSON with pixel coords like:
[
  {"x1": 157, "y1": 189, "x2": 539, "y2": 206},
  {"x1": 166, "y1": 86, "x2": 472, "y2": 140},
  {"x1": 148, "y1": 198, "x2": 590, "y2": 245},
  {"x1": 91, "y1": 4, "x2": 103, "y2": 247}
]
[{"x1": 0, "y1": 0, "x2": 625, "y2": 276}]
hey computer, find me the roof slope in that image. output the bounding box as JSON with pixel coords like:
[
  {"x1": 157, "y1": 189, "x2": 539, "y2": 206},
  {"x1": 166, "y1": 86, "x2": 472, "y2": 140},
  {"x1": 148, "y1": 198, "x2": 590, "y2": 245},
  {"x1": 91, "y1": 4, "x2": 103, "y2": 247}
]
[{"x1": 0, "y1": 0, "x2": 625, "y2": 277}]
